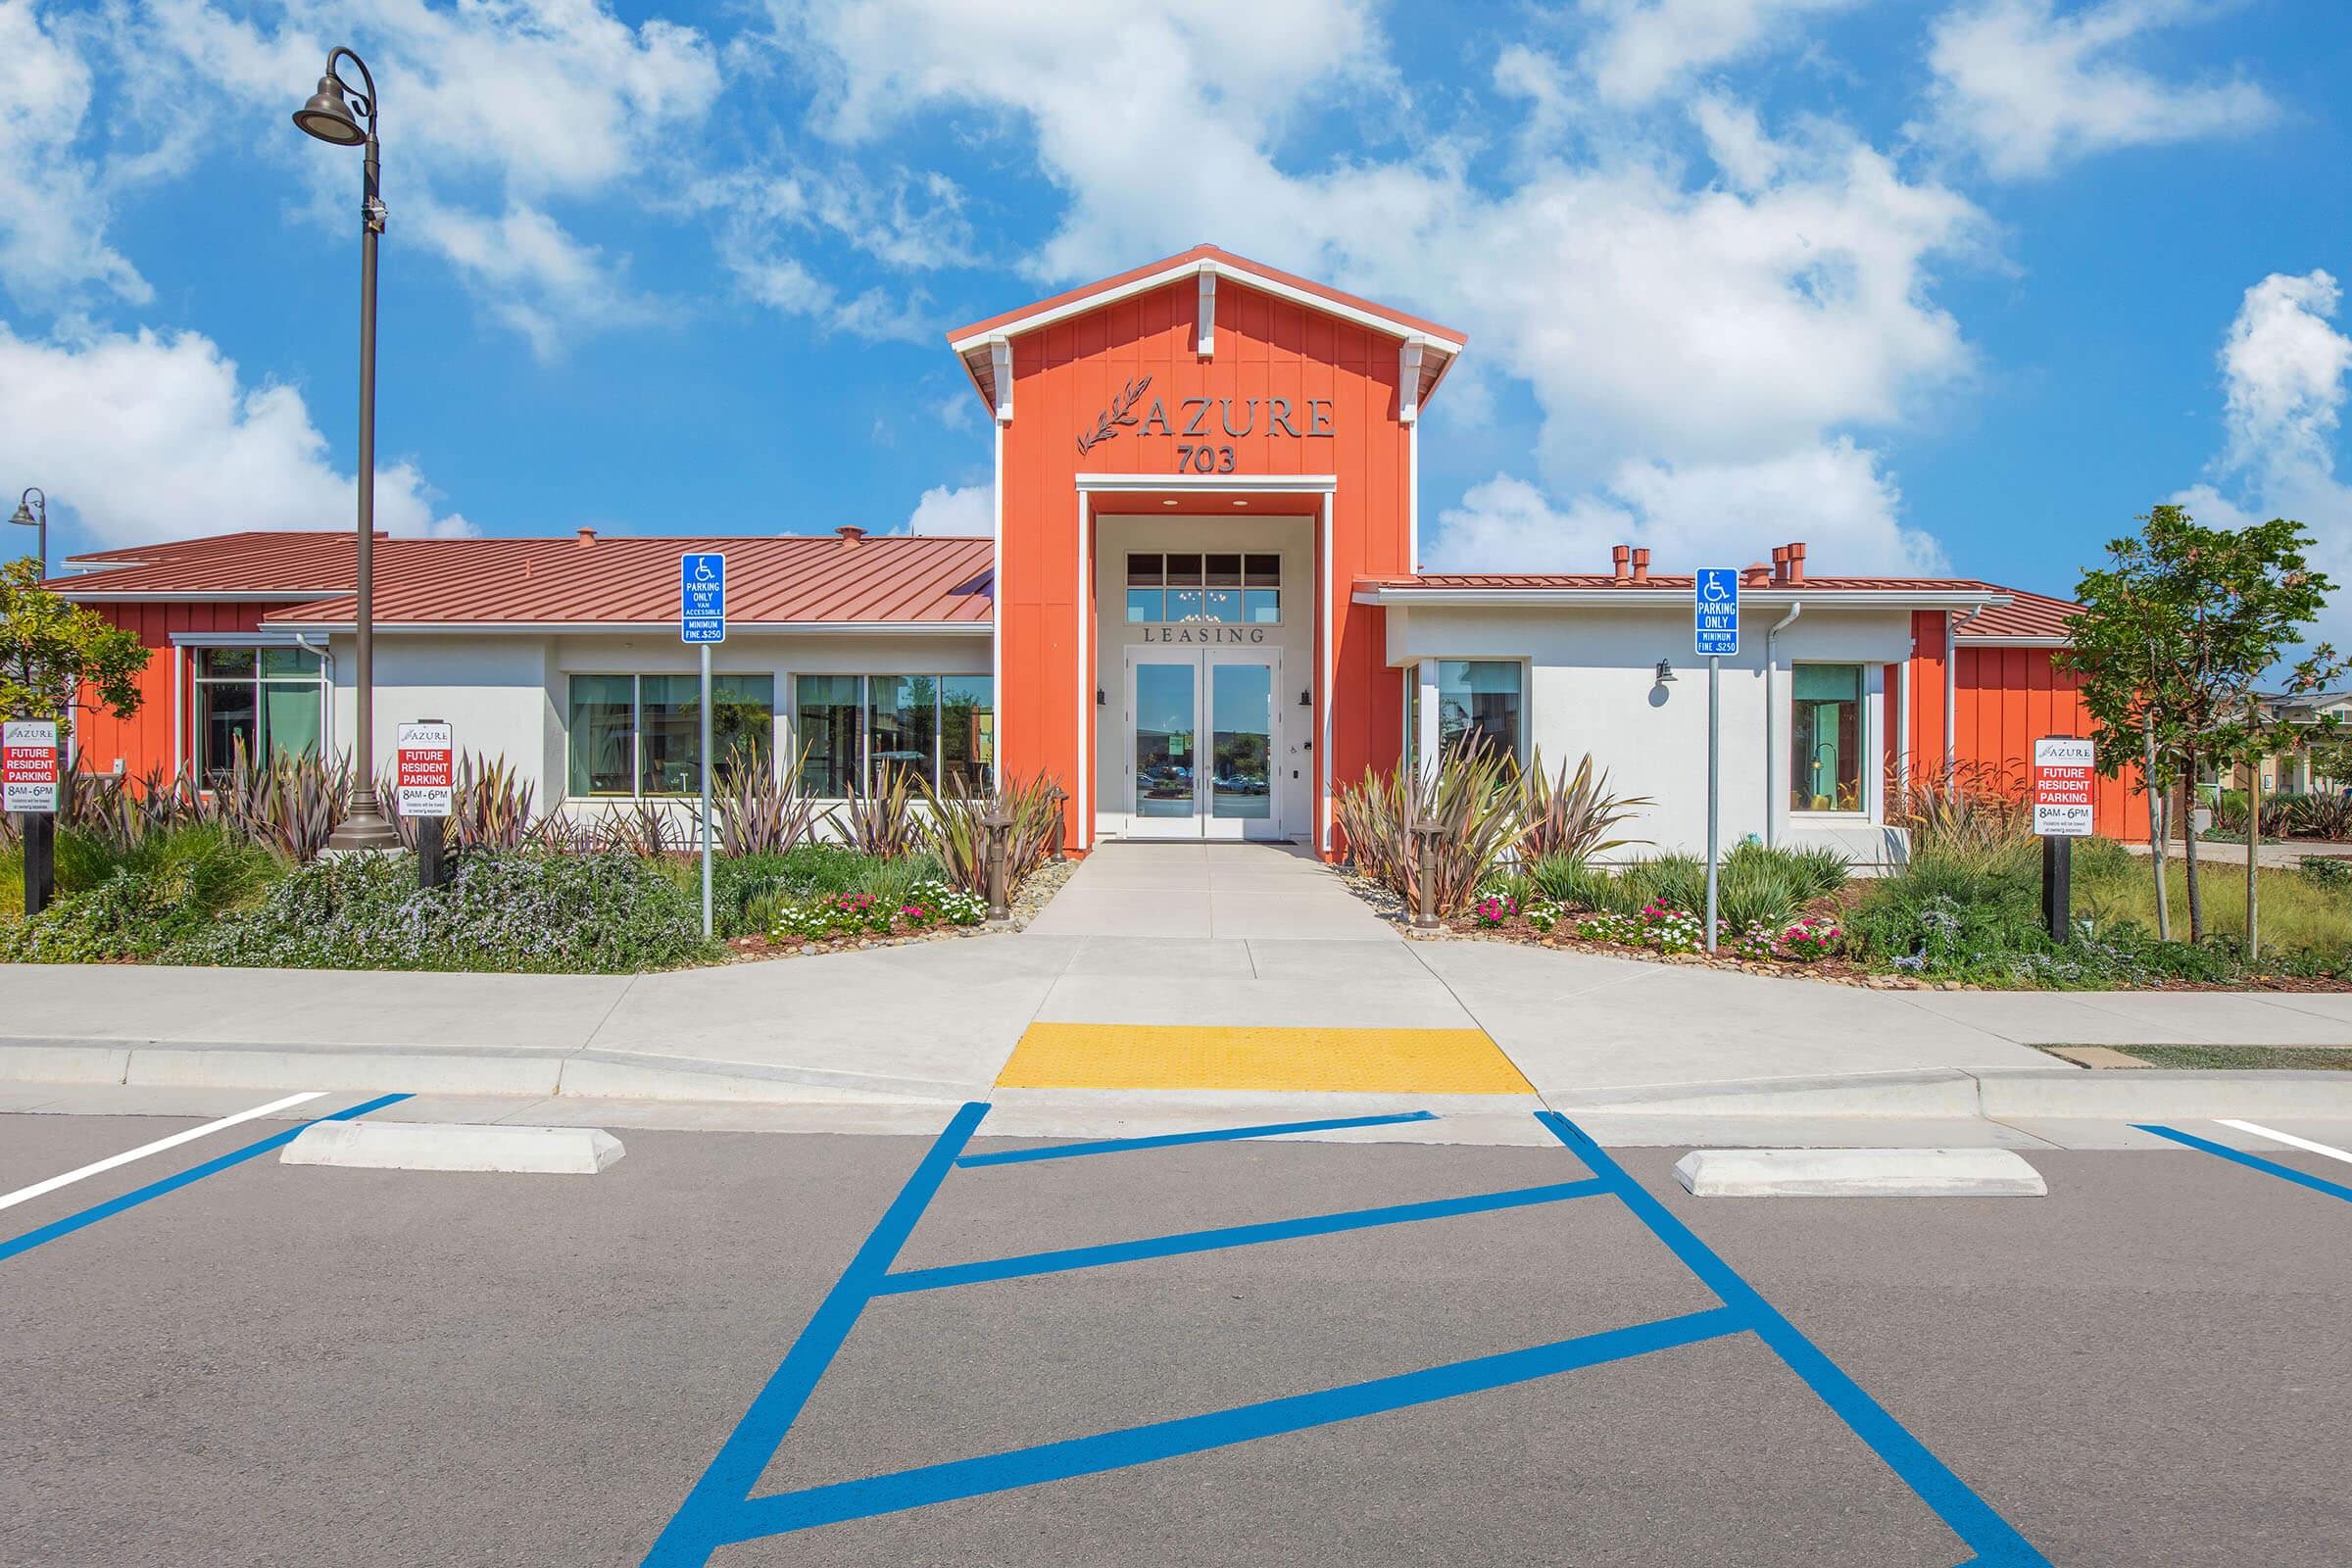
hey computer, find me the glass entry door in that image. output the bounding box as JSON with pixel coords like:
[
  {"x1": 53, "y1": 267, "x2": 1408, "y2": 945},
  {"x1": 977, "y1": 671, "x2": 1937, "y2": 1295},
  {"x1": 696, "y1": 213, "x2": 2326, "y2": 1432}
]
[{"x1": 1124, "y1": 650, "x2": 1283, "y2": 838}]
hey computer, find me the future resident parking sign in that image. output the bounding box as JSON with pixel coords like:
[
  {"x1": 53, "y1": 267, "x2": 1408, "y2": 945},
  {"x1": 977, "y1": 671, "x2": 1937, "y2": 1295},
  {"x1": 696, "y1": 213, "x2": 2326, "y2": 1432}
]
[
  {"x1": 1694, "y1": 568, "x2": 1739, "y2": 657},
  {"x1": 681, "y1": 552, "x2": 726, "y2": 644}
]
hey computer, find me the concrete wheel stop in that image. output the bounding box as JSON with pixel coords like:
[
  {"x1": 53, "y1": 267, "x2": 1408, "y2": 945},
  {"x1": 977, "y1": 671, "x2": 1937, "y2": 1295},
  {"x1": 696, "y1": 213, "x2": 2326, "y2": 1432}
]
[
  {"x1": 1672, "y1": 1147, "x2": 2046, "y2": 1198},
  {"x1": 281, "y1": 1122, "x2": 625, "y2": 1175}
]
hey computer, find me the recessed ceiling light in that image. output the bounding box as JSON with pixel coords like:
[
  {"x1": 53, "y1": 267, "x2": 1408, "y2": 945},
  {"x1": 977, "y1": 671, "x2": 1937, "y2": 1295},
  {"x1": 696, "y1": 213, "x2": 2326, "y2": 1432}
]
[
  {"x1": 1162, "y1": 499, "x2": 1179, "y2": 507},
  {"x1": 1232, "y1": 500, "x2": 1248, "y2": 507}
]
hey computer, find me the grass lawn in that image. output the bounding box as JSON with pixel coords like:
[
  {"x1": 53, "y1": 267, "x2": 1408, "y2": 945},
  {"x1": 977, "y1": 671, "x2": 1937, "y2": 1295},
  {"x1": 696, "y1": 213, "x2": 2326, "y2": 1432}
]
[
  {"x1": 2115, "y1": 1045, "x2": 2352, "y2": 1071},
  {"x1": 2077, "y1": 858, "x2": 2352, "y2": 956}
]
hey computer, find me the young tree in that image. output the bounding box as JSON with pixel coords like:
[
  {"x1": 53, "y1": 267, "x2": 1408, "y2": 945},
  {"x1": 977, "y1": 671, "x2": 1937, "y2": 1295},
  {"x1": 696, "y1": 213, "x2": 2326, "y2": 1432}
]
[
  {"x1": 2063, "y1": 506, "x2": 2339, "y2": 942},
  {"x1": 0, "y1": 557, "x2": 151, "y2": 778}
]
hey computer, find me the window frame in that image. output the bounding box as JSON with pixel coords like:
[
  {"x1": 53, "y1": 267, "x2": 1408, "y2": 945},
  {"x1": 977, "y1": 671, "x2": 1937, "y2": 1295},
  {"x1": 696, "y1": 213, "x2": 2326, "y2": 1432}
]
[
  {"x1": 564, "y1": 671, "x2": 778, "y2": 800},
  {"x1": 191, "y1": 644, "x2": 327, "y2": 778},
  {"x1": 1788, "y1": 660, "x2": 1870, "y2": 819},
  {"x1": 785, "y1": 673, "x2": 996, "y2": 798},
  {"x1": 1430, "y1": 658, "x2": 1528, "y2": 767},
  {"x1": 1123, "y1": 551, "x2": 1283, "y2": 626}
]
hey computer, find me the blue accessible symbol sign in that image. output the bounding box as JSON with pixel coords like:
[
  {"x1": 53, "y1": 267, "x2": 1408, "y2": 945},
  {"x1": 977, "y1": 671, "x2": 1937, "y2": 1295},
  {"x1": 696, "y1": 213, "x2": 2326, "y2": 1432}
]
[
  {"x1": 681, "y1": 552, "x2": 726, "y2": 644},
  {"x1": 1693, "y1": 567, "x2": 1739, "y2": 657}
]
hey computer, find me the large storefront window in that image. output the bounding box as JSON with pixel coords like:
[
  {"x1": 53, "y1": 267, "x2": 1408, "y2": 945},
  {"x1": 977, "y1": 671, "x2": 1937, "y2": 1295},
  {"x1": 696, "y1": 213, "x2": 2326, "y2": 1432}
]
[
  {"x1": 1125, "y1": 553, "x2": 1281, "y2": 624},
  {"x1": 1436, "y1": 661, "x2": 1522, "y2": 762},
  {"x1": 792, "y1": 674, "x2": 994, "y2": 796},
  {"x1": 1791, "y1": 663, "x2": 1863, "y2": 812},
  {"x1": 194, "y1": 646, "x2": 325, "y2": 778},
  {"x1": 566, "y1": 673, "x2": 775, "y2": 798}
]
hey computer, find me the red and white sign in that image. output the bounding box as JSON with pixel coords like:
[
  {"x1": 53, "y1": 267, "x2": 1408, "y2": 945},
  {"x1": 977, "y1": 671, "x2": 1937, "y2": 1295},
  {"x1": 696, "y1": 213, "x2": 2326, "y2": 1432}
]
[
  {"x1": 2033, "y1": 736, "x2": 2096, "y2": 838},
  {"x1": 3, "y1": 719, "x2": 60, "y2": 813},
  {"x1": 395, "y1": 720, "x2": 455, "y2": 817}
]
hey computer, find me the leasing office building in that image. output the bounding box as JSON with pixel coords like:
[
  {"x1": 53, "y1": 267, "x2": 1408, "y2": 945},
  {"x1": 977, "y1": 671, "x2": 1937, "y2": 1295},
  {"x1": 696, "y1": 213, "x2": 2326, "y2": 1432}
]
[{"x1": 49, "y1": 245, "x2": 2139, "y2": 861}]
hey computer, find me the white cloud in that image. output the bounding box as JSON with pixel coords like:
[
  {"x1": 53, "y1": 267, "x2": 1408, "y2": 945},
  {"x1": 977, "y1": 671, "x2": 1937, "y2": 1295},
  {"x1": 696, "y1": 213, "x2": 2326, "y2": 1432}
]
[
  {"x1": 1432, "y1": 440, "x2": 1944, "y2": 576},
  {"x1": 696, "y1": 165, "x2": 956, "y2": 339},
  {"x1": 1576, "y1": 0, "x2": 1866, "y2": 108},
  {"x1": 135, "y1": 0, "x2": 722, "y2": 351},
  {"x1": 2173, "y1": 270, "x2": 2352, "y2": 651},
  {"x1": 0, "y1": 0, "x2": 152, "y2": 306},
  {"x1": 1920, "y1": 0, "x2": 2275, "y2": 179},
  {"x1": 0, "y1": 321, "x2": 471, "y2": 550},
  {"x1": 903, "y1": 481, "x2": 990, "y2": 536}
]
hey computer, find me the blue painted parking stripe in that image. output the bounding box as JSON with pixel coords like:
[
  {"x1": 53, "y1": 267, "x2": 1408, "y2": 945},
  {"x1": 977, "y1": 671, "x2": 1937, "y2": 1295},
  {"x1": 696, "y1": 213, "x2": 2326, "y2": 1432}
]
[
  {"x1": 878, "y1": 1177, "x2": 1611, "y2": 1295},
  {"x1": 641, "y1": 1100, "x2": 989, "y2": 1568},
  {"x1": 1536, "y1": 1111, "x2": 2051, "y2": 1568},
  {"x1": 0, "y1": 1093, "x2": 413, "y2": 1265},
  {"x1": 717, "y1": 1305, "x2": 1746, "y2": 1543},
  {"x1": 2134, "y1": 1123, "x2": 2352, "y2": 1203},
  {"x1": 955, "y1": 1110, "x2": 1437, "y2": 1167}
]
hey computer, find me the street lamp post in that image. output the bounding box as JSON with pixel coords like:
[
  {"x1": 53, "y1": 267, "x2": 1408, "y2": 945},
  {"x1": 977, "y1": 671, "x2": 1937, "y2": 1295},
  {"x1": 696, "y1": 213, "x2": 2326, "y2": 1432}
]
[
  {"x1": 295, "y1": 49, "x2": 399, "y2": 850},
  {"x1": 7, "y1": 488, "x2": 44, "y2": 580}
]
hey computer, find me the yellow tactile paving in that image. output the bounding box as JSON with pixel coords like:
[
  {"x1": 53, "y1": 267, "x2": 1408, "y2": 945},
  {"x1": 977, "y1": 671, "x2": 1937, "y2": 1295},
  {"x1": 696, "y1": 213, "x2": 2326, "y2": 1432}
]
[{"x1": 995, "y1": 1022, "x2": 1534, "y2": 1095}]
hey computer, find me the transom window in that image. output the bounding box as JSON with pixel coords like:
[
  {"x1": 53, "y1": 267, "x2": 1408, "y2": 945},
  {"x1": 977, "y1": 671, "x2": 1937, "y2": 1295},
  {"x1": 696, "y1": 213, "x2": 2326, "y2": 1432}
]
[
  {"x1": 567, "y1": 673, "x2": 775, "y2": 798},
  {"x1": 194, "y1": 646, "x2": 325, "y2": 778},
  {"x1": 1126, "y1": 553, "x2": 1280, "y2": 625},
  {"x1": 794, "y1": 674, "x2": 995, "y2": 797},
  {"x1": 1791, "y1": 663, "x2": 1863, "y2": 812}
]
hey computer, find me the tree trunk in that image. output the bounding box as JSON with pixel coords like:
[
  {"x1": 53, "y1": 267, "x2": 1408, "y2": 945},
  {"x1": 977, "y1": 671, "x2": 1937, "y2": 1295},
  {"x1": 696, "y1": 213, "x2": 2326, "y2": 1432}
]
[
  {"x1": 2181, "y1": 743, "x2": 2205, "y2": 942},
  {"x1": 2143, "y1": 720, "x2": 2171, "y2": 942},
  {"x1": 2245, "y1": 764, "x2": 2260, "y2": 960}
]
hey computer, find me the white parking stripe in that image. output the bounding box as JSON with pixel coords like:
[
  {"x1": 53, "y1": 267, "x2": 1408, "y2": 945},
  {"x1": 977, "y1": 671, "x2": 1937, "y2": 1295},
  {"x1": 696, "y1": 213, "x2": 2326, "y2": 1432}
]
[
  {"x1": 0, "y1": 1093, "x2": 328, "y2": 1212},
  {"x1": 2217, "y1": 1119, "x2": 2352, "y2": 1167}
]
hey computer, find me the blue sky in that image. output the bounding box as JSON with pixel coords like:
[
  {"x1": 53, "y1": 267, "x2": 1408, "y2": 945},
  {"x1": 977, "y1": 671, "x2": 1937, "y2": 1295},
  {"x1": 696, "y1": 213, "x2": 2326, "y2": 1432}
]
[{"x1": 2, "y1": 0, "x2": 2348, "y2": 639}]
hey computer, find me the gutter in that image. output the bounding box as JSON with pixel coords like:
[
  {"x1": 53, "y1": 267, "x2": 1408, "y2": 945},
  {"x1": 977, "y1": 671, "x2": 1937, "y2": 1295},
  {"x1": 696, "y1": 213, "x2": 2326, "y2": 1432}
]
[
  {"x1": 1763, "y1": 602, "x2": 1803, "y2": 848},
  {"x1": 1944, "y1": 605, "x2": 1987, "y2": 799},
  {"x1": 1358, "y1": 586, "x2": 2010, "y2": 612}
]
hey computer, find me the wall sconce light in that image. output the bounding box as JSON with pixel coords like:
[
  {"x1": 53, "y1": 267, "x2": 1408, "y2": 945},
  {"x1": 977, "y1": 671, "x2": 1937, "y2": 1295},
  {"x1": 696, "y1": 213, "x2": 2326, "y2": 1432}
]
[
  {"x1": 1096, "y1": 689, "x2": 1105, "y2": 705},
  {"x1": 1298, "y1": 689, "x2": 1312, "y2": 707},
  {"x1": 1653, "y1": 659, "x2": 1676, "y2": 684}
]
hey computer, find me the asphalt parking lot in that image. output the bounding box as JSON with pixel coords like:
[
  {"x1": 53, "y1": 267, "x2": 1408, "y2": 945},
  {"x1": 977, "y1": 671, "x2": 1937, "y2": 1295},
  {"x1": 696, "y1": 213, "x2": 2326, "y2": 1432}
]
[{"x1": 4, "y1": 1099, "x2": 2348, "y2": 1567}]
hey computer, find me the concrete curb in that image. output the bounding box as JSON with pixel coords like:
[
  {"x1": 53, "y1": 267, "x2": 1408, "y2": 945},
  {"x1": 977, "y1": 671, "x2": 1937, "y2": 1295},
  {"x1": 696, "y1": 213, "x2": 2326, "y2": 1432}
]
[
  {"x1": 1671, "y1": 1147, "x2": 2047, "y2": 1198},
  {"x1": 1555, "y1": 1066, "x2": 2352, "y2": 1120}
]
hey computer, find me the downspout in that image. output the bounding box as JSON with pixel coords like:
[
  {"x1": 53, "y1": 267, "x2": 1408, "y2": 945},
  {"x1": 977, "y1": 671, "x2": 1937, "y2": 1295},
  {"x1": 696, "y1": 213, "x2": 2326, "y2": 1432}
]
[
  {"x1": 1943, "y1": 606, "x2": 1986, "y2": 801},
  {"x1": 1763, "y1": 602, "x2": 1802, "y2": 847},
  {"x1": 292, "y1": 632, "x2": 338, "y2": 769}
]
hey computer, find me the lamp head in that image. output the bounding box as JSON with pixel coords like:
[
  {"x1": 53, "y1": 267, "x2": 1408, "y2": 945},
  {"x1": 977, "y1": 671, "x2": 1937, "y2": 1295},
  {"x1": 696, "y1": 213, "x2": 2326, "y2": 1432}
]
[
  {"x1": 293, "y1": 74, "x2": 368, "y2": 145},
  {"x1": 7, "y1": 501, "x2": 32, "y2": 530},
  {"x1": 1653, "y1": 659, "x2": 1677, "y2": 684}
]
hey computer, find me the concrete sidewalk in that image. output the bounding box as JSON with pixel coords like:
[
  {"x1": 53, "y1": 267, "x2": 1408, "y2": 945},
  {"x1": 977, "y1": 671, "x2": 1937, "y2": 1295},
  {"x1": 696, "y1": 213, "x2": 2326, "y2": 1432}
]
[{"x1": 7, "y1": 933, "x2": 2352, "y2": 1122}]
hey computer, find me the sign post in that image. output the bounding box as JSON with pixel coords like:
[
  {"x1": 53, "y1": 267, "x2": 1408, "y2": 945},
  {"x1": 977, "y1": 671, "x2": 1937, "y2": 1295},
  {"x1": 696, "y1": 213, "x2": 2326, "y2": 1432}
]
[
  {"x1": 681, "y1": 552, "x2": 726, "y2": 939},
  {"x1": 396, "y1": 719, "x2": 455, "y2": 889},
  {"x1": 2033, "y1": 736, "x2": 2094, "y2": 942},
  {"x1": 1694, "y1": 569, "x2": 1740, "y2": 954},
  {"x1": 4, "y1": 719, "x2": 60, "y2": 917}
]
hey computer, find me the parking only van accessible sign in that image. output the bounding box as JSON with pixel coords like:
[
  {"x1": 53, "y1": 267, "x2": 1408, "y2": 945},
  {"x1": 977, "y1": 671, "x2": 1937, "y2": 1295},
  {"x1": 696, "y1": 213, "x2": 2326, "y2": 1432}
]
[
  {"x1": 1694, "y1": 567, "x2": 1740, "y2": 657},
  {"x1": 681, "y1": 552, "x2": 726, "y2": 644},
  {"x1": 2033, "y1": 736, "x2": 2096, "y2": 837},
  {"x1": 3, "y1": 719, "x2": 60, "y2": 813}
]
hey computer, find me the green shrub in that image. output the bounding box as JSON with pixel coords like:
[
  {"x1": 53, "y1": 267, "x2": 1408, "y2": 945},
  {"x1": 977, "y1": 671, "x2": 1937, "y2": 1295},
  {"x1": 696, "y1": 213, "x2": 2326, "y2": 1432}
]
[
  {"x1": 170, "y1": 852, "x2": 715, "y2": 973},
  {"x1": 1525, "y1": 854, "x2": 1615, "y2": 911},
  {"x1": 2300, "y1": 855, "x2": 2352, "y2": 888},
  {"x1": 0, "y1": 870, "x2": 198, "y2": 962}
]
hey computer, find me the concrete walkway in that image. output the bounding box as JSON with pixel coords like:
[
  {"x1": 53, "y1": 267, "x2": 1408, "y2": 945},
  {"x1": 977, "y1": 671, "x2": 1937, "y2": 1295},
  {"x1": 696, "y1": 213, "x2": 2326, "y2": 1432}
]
[{"x1": 1020, "y1": 841, "x2": 1398, "y2": 941}]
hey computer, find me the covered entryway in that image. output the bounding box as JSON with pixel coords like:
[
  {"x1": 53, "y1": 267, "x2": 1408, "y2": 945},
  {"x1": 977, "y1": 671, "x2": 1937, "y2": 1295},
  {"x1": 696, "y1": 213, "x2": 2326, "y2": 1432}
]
[{"x1": 1122, "y1": 646, "x2": 1283, "y2": 839}]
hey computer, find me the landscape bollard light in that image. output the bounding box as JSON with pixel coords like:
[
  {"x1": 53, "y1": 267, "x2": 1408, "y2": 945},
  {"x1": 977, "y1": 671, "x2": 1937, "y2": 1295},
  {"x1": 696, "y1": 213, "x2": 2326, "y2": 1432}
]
[
  {"x1": 1048, "y1": 786, "x2": 1068, "y2": 862},
  {"x1": 982, "y1": 808, "x2": 1013, "y2": 922},
  {"x1": 1412, "y1": 817, "x2": 1444, "y2": 931}
]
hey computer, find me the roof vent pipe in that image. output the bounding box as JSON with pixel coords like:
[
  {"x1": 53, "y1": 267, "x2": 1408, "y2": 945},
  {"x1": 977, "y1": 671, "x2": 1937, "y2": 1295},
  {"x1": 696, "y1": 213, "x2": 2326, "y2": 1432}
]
[
  {"x1": 1771, "y1": 546, "x2": 1788, "y2": 585},
  {"x1": 1743, "y1": 562, "x2": 1772, "y2": 587},
  {"x1": 1787, "y1": 541, "x2": 1807, "y2": 584},
  {"x1": 836, "y1": 525, "x2": 867, "y2": 546},
  {"x1": 1611, "y1": 544, "x2": 1631, "y2": 582},
  {"x1": 1630, "y1": 548, "x2": 1650, "y2": 584},
  {"x1": 575, "y1": 527, "x2": 596, "y2": 546}
]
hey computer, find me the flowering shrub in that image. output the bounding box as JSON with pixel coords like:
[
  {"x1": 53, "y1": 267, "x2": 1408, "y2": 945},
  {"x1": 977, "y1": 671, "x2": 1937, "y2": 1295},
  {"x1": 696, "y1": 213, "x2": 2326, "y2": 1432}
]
[
  {"x1": 1778, "y1": 915, "x2": 1842, "y2": 960},
  {"x1": 1640, "y1": 902, "x2": 1706, "y2": 955},
  {"x1": 1576, "y1": 910, "x2": 1642, "y2": 945},
  {"x1": 1730, "y1": 921, "x2": 1779, "y2": 961},
  {"x1": 1526, "y1": 901, "x2": 1563, "y2": 933},
  {"x1": 770, "y1": 877, "x2": 986, "y2": 943},
  {"x1": 1473, "y1": 894, "x2": 1518, "y2": 927}
]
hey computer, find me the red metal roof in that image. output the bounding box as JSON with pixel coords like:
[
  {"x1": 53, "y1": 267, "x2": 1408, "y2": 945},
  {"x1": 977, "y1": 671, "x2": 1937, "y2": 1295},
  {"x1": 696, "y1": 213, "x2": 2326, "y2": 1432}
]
[
  {"x1": 55, "y1": 532, "x2": 995, "y2": 626},
  {"x1": 1364, "y1": 571, "x2": 2012, "y2": 594},
  {"x1": 1959, "y1": 587, "x2": 2081, "y2": 640}
]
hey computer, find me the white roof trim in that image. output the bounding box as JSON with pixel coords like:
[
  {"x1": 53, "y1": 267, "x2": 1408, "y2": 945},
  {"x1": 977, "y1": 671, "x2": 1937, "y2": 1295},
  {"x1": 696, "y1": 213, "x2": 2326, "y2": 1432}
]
[
  {"x1": 989, "y1": 337, "x2": 1013, "y2": 424},
  {"x1": 1198, "y1": 268, "x2": 1215, "y2": 356},
  {"x1": 951, "y1": 258, "x2": 1465, "y2": 357},
  {"x1": 265, "y1": 620, "x2": 993, "y2": 636},
  {"x1": 1359, "y1": 587, "x2": 2012, "y2": 611},
  {"x1": 1960, "y1": 634, "x2": 2069, "y2": 648},
  {"x1": 1077, "y1": 472, "x2": 1339, "y2": 494}
]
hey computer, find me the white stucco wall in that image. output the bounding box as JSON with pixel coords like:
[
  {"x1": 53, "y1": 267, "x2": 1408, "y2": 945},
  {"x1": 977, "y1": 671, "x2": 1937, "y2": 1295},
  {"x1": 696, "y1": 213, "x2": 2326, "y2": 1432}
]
[
  {"x1": 325, "y1": 628, "x2": 991, "y2": 829},
  {"x1": 1387, "y1": 602, "x2": 1915, "y2": 868}
]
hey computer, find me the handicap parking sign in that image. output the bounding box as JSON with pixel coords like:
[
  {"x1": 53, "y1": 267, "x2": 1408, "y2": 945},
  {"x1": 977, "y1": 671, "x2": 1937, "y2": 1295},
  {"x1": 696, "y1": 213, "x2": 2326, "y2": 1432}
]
[
  {"x1": 1694, "y1": 568, "x2": 1739, "y2": 657},
  {"x1": 681, "y1": 553, "x2": 726, "y2": 644}
]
